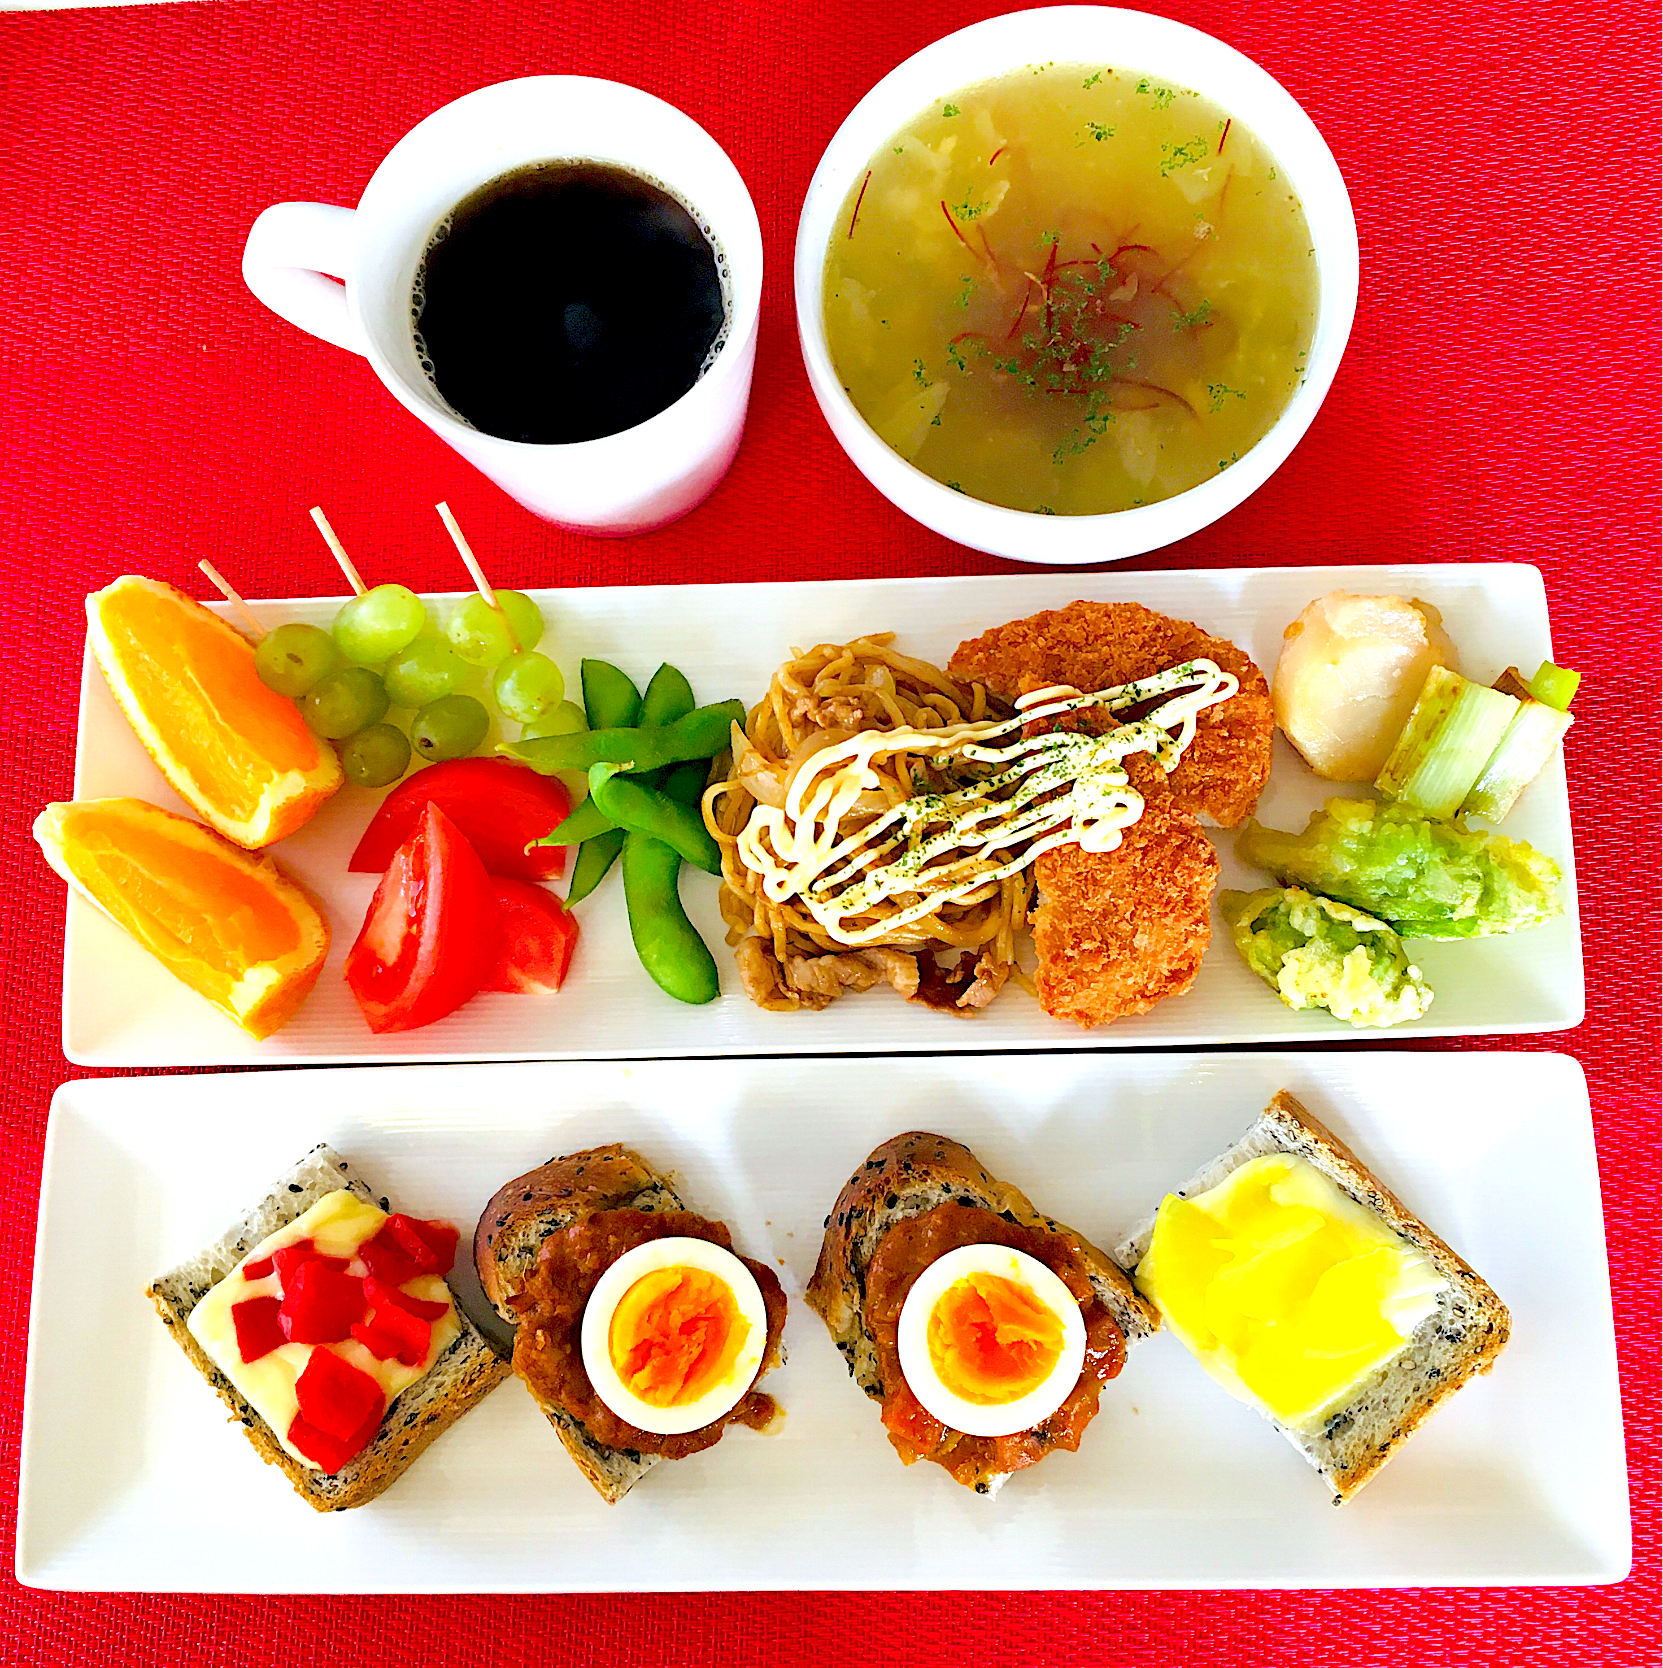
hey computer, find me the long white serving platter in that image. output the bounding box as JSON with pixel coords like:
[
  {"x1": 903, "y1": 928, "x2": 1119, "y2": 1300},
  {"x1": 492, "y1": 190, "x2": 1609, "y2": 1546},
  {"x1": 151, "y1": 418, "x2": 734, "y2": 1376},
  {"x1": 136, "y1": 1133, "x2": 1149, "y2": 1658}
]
[
  {"x1": 17, "y1": 1051, "x2": 1628, "y2": 1591},
  {"x1": 62, "y1": 563, "x2": 1582, "y2": 1064}
]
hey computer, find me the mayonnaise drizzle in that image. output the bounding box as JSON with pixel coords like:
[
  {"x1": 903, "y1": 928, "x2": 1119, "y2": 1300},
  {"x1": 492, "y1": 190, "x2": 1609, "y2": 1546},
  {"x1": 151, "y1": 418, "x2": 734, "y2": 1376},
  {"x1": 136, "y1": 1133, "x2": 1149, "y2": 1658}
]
[{"x1": 734, "y1": 659, "x2": 1238, "y2": 946}]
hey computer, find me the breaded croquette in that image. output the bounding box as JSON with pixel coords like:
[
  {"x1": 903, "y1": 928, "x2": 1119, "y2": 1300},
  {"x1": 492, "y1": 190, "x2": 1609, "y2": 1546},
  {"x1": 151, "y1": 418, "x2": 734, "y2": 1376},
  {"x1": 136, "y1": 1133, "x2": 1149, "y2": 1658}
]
[
  {"x1": 950, "y1": 600, "x2": 1273, "y2": 1028},
  {"x1": 1030, "y1": 790, "x2": 1220, "y2": 1026},
  {"x1": 949, "y1": 599, "x2": 1274, "y2": 827}
]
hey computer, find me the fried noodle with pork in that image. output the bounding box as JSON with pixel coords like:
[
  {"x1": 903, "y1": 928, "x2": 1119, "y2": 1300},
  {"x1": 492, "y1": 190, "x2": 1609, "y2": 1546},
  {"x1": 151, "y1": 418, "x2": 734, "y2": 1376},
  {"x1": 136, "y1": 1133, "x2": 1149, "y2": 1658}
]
[{"x1": 703, "y1": 635, "x2": 1029, "y2": 1015}]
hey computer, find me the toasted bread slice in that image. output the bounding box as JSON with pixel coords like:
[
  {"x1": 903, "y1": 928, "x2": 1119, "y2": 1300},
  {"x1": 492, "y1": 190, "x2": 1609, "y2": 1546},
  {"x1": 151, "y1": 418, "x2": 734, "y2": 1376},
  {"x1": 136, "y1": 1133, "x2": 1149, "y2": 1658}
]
[
  {"x1": 474, "y1": 1144, "x2": 690, "y2": 1504},
  {"x1": 807, "y1": 1131, "x2": 1160, "y2": 1495},
  {"x1": 1113, "y1": 1091, "x2": 1511, "y2": 1505},
  {"x1": 147, "y1": 1144, "x2": 509, "y2": 1512}
]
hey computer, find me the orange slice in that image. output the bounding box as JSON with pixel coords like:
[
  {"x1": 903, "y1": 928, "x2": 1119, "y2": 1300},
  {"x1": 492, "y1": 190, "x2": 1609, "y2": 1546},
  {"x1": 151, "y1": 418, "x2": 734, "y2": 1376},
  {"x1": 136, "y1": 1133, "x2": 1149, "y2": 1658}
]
[
  {"x1": 87, "y1": 575, "x2": 342, "y2": 848},
  {"x1": 35, "y1": 797, "x2": 330, "y2": 1040}
]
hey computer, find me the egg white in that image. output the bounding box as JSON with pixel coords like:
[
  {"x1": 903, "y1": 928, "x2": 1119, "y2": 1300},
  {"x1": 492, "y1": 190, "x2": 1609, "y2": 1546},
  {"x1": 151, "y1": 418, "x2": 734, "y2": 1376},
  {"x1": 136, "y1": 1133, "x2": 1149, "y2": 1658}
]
[
  {"x1": 580, "y1": 1236, "x2": 768, "y2": 1436},
  {"x1": 897, "y1": 1243, "x2": 1087, "y2": 1438}
]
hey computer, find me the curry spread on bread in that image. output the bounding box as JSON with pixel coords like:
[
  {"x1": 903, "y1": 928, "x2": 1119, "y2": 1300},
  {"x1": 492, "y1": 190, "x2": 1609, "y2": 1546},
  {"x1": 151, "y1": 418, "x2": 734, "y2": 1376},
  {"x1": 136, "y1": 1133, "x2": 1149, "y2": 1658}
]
[
  {"x1": 509, "y1": 1209, "x2": 787, "y2": 1457},
  {"x1": 864, "y1": 1202, "x2": 1125, "y2": 1487}
]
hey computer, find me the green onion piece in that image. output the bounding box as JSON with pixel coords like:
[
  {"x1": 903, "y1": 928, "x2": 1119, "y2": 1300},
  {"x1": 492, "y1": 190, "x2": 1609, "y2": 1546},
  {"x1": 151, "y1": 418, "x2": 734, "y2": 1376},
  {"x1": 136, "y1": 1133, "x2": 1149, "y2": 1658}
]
[
  {"x1": 1462, "y1": 700, "x2": 1573, "y2": 823},
  {"x1": 1375, "y1": 665, "x2": 1520, "y2": 820},
  {"x1": 1527, "y1": 660, "x2": 1581, "y2": 711}
]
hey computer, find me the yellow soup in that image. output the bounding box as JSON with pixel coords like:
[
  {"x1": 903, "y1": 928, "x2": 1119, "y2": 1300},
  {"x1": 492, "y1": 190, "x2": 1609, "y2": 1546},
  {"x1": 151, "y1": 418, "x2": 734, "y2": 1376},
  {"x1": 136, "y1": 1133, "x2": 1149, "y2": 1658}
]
[{"x1": 823, "y1": 64, "x2": 1320, "y2": 515}]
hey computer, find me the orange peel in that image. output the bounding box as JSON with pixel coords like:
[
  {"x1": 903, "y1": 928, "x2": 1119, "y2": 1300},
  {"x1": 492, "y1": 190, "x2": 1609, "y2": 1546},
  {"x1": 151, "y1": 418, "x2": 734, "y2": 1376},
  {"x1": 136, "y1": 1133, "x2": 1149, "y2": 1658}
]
[
  {"x1": 35, "y1": 797, "x2": 330, "y2": 1039},
  {"x1": 86, "y1": 575, "x2": 342, "y2": 848}
]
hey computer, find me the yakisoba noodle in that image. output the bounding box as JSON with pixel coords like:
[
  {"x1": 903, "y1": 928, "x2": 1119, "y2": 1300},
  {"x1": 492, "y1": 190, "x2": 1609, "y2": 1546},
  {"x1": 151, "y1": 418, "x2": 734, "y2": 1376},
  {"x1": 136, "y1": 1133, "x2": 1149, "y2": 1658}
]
[{"x1": 703, "y1": 634, "x2": 1235, "y2": 1014}]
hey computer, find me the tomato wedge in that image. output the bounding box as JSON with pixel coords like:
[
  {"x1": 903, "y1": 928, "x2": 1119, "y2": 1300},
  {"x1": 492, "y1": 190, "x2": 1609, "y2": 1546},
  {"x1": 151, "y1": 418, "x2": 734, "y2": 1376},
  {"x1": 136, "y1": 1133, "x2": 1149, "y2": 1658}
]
[
  {"x1": 482, "y1": 878, "x2": 580, "y2": 994},
  {"x1": 348, "y1": 758, "x2": 572, "y2": 882},
  {"x1": 345, "y1": 802, "x2": 498, "y2": 1033}
]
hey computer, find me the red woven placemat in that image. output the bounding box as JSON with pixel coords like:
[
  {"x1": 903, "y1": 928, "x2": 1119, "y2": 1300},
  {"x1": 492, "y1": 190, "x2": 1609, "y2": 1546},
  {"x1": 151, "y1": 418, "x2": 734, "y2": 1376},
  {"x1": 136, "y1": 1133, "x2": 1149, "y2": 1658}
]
[{"x1": 0, "y1": 0, "x2": 1656, "y2": 1660}]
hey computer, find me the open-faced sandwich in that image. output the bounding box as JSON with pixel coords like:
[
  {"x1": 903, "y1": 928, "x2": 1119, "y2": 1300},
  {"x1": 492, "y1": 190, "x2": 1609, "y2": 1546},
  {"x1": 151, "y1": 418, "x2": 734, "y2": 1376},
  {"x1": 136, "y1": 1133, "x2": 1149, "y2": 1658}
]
[
  {"x1": 147, "y1": 1143, "x2": 508, "y2": 1510},
  {"x1": 474, "y1": 1144, "x2": 787, "y2": 1502},
  {"x1": 807, "y1": 1132, "x2": 1159, "y2": 1495},
  {"x1": 1116, "y1": 1090, "x2": 1511, "y2": 1504}
]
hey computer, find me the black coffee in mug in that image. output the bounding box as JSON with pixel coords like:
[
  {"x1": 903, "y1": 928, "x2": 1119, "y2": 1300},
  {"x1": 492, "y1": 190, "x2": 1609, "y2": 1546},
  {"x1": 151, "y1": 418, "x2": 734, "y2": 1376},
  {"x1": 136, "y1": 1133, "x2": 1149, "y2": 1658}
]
[{"x1": 413, "y1": 160, "x2": 728, "y2": 445}]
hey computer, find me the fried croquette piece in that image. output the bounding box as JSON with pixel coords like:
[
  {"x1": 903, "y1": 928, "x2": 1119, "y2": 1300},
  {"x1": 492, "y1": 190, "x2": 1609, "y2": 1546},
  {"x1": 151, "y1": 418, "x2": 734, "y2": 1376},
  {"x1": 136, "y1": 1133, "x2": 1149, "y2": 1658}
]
[
  {"x1": 1030, "y1": 793, "x2": 1219, "y2": 1027},
  {"x1": 949, "y1": 600, "x2": 1273, "y2": 827}
]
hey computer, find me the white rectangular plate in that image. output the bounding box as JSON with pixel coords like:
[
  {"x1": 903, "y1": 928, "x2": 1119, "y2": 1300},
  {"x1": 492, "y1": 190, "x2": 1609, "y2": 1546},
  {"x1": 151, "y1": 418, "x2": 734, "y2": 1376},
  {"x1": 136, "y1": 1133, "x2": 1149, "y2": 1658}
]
[
  {"x1": 18, "y1": 1051, "x2": 1628, "y2": 1591},
  {"x1": 62, "y1": 563, "x2": 1582, "y2": 1064}
]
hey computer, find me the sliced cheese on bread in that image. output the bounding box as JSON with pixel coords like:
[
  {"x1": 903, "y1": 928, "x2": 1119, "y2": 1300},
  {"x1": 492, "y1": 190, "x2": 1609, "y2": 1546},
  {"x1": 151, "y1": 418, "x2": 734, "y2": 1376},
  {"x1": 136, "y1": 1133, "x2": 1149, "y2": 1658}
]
[
  {"x1": 147, "y1": 1143, "x2": 509, "y2": 1512},
  {"x1": 1113, "y1": 1090, "x2": 1511, "y2": 1505}
]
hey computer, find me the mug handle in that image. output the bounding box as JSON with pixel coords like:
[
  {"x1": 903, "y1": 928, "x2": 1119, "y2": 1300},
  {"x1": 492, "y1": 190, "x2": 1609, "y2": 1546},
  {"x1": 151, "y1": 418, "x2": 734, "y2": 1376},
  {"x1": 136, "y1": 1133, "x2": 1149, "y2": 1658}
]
[{"x1": 242, "y1": 202, "x2": 365, "y2": 355}]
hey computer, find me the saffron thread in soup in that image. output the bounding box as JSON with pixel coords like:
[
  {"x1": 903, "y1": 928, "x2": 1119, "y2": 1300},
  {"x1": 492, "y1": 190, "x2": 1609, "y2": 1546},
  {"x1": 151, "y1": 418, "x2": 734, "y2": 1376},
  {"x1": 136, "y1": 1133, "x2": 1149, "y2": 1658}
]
[{"x1": 822, "y1": 65, "x2": 1319, "y2": 515}]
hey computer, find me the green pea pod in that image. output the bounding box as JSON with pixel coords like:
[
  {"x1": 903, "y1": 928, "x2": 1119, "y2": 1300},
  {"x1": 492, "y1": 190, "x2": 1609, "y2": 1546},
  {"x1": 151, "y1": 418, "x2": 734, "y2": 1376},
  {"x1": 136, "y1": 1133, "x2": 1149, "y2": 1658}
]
[
  {"x1": 565, "y1": 827, "x2": 626, "y2": 907},
  {"x1": 505, "y1": 699, "x2": 744, "y2": 776},
  {"x1": 589, "y1": 763, "x2": 721, "y2": 874},
  {"x1": 622, "y1": 758, "x2": 718, "y2": 1005}
]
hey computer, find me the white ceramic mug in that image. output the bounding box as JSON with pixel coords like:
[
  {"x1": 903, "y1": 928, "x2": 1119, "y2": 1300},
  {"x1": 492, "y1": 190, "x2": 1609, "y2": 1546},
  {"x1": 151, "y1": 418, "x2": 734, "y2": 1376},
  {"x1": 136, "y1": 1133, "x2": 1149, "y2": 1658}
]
[
  {"x1": 796, "y1": 7, "x2": 1359, "y2": 565},
  {"x1": 244, "y1": 76, "x2": 763, "y2": 535}
]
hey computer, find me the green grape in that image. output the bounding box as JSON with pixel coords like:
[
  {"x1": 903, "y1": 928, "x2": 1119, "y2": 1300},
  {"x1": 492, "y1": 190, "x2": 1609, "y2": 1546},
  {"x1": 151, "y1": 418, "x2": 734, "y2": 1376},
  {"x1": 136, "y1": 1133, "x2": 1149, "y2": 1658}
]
[
  {"x1": 302, "y1": 666, "x2": 389, "y2": 739},
  {"x1": 519, "y1": 699, "x2": 587, "y2": 742},
  {"x1": 446, "y1": 589, "x2": 545, "y2": 666},
  {"x1": 254, "y1": 623, "x2": 339, "y2": 698},
  {"x1": 492, "y1": 652, "x2": 566, "y2": 723},
  {"x1": 410, "y1": 694, "x2": 489, "y2": 762},
  {"x1": 333, "y1": 584, "x2": 429, "y2": 665},
  {"x1": 340, "y1": 723, "x2": 412, "y2": 789},
  {"x1": 384, "y1": 634, "x2": 465, "y2": 707}
]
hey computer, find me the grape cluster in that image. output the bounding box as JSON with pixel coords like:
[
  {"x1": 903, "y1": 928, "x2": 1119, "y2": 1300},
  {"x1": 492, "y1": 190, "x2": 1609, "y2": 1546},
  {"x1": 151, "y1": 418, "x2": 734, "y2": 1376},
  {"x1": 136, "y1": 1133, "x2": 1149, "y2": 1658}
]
[{"x1": 253, "y1": 584, "x2": 569, "y2": 789}]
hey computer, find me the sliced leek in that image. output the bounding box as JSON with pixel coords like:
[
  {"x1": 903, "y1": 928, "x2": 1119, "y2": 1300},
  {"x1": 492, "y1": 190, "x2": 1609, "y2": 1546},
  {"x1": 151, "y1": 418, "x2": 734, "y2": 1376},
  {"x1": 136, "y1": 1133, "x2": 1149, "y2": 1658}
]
[
  {"x1": 1374, "y1": 665, "x2": 1519, "y2": 820},
  {"x1": 1527, "y1": 660, "x2": 1581, "y2": 712},
  {"x1": 1462, "y1": 699, "x2": 1573, "y2": 822}
]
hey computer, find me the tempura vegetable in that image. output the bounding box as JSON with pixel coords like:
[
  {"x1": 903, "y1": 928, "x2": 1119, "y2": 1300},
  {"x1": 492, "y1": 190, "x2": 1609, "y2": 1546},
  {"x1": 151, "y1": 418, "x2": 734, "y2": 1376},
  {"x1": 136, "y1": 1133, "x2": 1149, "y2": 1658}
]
[
  {"x1": 1220, "y1": 886, "x2": 1432, "y2": 1028},
  {"x1": 1236, "y1": 797, "x2": 1563, "y2": 940}
]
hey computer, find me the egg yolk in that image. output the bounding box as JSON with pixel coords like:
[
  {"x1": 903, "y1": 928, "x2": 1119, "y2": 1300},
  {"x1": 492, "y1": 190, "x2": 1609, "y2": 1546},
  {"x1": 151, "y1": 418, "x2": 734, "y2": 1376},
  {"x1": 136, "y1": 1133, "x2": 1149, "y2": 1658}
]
[
  {"x1": 926, "y1": 1272, "x2": 1065, "y2": 1405},
  {"x1": 607, "y1": 1266, "x2": 750, "y2": 1408}
]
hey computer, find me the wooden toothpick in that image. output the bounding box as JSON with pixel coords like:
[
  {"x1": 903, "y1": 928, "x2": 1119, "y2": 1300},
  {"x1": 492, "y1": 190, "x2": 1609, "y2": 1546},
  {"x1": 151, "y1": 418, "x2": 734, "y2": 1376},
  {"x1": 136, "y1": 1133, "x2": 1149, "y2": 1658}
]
[
  {"x1": 198, "y1": 559, "x2": 266, "y2": 640},
  {"x1": 309, "y1": 506, "x2": 368, "y2": 596},
  {"x1": 435, "y1": 500, "x2": 519, "y2": 652}
]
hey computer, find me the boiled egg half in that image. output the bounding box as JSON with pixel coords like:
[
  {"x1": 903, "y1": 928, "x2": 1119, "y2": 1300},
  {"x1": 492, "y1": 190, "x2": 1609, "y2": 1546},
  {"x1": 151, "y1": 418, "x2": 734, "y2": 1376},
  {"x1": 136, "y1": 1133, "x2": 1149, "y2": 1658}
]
[
  {"x1": 581, "y1": 1236, "x2": 768, "y2": 1435},
  {"x1": 897, "y1": 1243, "x2": 1087, "y2": 1437}
]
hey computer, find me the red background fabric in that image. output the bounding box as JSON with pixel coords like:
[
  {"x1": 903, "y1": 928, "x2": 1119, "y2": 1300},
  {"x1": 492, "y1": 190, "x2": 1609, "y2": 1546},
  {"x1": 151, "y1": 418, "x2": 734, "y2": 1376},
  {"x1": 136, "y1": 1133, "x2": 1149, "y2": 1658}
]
[{"x1": 0, "y1": 0, "x2": 1657, "y2": 1660}]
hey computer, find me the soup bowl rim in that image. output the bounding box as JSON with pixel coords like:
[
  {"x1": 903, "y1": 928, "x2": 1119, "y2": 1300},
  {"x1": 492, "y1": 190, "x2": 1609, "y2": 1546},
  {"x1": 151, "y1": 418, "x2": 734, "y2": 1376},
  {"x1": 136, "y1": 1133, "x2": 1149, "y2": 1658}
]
[{"x1": 793, "y1": 4, "x2": 1360, "y2": 566}]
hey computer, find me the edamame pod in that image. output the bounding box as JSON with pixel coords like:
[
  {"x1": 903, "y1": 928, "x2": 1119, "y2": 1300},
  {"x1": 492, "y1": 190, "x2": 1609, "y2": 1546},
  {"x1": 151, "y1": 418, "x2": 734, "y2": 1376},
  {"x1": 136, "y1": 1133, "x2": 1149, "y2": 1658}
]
[
  {"x1": 589, "y1": 763, "x2": 721, "y2": 874},
  {"x1": 622, "y1": 758, "x2": 719, "y2": 1005},
  {"x1": 543, "y1": 795, "x2": 614, "y2": 849},
  {"x1": 638, "y1": 662, "x2": 696, "y2": 737},
  {"x1": 540, "y1": 664, "x2": 697, "y2": 849},
  {"x1": 565, "y1": 827, "x2": 626, "y2": 907},
  {"x1": 505, "y1": 700, "x2": 745, "y2": 776},
  {"x1": 567, "y1": 661, "x2": 642, "y2": 903},
  {"x1": 580, "y1": 659, "x2": 642, "y2": 730}
]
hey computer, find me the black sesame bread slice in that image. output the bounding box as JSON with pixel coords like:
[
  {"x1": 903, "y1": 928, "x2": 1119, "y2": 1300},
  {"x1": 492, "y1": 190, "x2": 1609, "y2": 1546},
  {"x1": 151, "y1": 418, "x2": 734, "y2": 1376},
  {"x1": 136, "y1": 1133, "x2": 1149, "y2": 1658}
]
[
  {"x1": 473, "y1": 1144, "x2": 687, "y2": 1504},
  {"x1": 1112, "y1": 1090, "x2": 1511, "y2": 1506},
  {"x1": 806, "y1": 1131, "x2": 1161, "y2": 1495},
  {"x1": 146, "y1": 1143, "x2": 509, "y2": 1512}
]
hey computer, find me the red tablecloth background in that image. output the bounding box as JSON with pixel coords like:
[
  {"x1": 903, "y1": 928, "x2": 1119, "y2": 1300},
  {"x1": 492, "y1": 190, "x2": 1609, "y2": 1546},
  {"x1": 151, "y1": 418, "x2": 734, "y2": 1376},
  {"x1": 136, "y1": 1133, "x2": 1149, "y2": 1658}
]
[{"x1": 0, "y1": 0, "x2": 1657, "y2": 1660}]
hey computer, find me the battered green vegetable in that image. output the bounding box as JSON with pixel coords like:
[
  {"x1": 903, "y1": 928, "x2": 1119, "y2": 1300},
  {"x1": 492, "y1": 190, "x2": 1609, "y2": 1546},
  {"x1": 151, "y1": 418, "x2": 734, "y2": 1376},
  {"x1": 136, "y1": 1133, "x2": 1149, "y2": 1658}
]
[
  {"x1": 1220, "y1": 886, "x2": 1433, "y2": 1028},
  {"x1": 1236, "y1": 797, "x2": 1563, "y2": 940}
]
